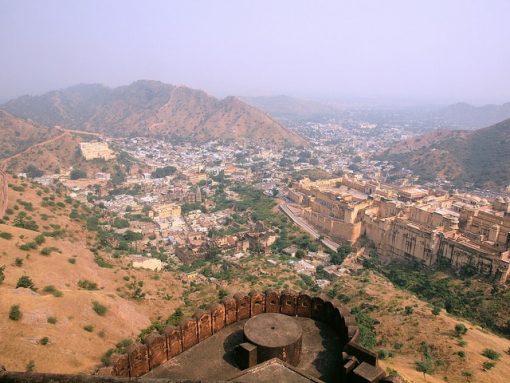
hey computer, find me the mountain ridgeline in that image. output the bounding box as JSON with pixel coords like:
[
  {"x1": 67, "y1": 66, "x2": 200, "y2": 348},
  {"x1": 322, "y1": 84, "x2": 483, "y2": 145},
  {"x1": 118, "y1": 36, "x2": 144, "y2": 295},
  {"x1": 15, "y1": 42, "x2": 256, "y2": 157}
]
[
  {"x1": 2, "y1": 80, "x2": 307, "y2": 148},
  {"x1": 377, "y1": 118, "x2": 510, "y2": 189},
  {"x1": 0, "y1": 110, "x2": 60, "y2": 160}
]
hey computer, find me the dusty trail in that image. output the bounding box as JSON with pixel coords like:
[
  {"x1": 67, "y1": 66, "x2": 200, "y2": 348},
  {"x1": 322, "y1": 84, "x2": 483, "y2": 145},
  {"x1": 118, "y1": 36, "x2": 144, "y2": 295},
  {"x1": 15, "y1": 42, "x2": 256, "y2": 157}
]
[{"x1": 0, "y1": 127, "x2": 103, "y2": 217}]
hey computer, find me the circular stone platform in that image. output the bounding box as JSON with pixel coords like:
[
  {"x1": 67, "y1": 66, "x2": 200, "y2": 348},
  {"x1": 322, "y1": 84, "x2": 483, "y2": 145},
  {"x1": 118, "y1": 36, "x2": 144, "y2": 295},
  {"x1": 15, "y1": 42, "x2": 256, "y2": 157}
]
[{"x1": 243, "y1": 313, "x2": 303, "y2": 366}]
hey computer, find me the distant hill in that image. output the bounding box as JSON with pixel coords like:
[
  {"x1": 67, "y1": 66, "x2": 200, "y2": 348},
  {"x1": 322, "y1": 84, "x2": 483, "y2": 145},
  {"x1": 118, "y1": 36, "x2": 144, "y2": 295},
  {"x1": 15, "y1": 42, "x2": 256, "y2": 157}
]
[
  {"x1": 0, "y1": 110, "x2": 59, "y2": 160},
  {"x1": 377, "y1": 118, "x2": 510, "y2": 189},
  {"x1": 2, "y1": 81, "x2": 307, "y2": 147},
  {"x1": 241, "y1": 95, "x2": 340, "y2": 120},
  {"x1": 429, "y1": 102, "x2": 510, "y2": 129}
]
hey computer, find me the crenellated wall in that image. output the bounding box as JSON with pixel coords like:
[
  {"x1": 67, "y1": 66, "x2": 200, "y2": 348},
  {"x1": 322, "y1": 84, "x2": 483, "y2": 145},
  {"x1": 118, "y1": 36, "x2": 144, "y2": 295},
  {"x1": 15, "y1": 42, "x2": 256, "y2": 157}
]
[{"x1": 96, "y1": 290, "x2": 391, "y2": 383}]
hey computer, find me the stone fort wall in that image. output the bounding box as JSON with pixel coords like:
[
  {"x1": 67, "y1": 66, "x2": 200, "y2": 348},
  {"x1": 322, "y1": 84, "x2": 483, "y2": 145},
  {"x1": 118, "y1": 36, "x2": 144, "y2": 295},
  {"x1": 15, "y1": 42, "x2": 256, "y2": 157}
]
[
  {"x1": 0, "y1": 290, "x2": 401, "y2": 383},
  {"x1": 96, "y1": 290, "x2": 395, "y2": 383}
]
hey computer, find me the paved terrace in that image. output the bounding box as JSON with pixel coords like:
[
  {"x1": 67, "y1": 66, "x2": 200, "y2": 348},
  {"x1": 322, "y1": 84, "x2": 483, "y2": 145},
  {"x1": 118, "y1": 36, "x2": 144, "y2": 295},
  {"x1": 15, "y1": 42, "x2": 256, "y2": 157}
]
[{"x1": 144, "y1": 317, "x2": 342, "y2": 383}]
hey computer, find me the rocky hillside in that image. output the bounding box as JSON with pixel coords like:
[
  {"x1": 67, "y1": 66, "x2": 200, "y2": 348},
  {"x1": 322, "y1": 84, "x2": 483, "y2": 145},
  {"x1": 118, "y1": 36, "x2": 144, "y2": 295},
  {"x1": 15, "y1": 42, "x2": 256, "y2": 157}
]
[
  {"x1": 0, "y1": 111, "x2": 59, "y2": 160},
  {"x1": 377, "y1": 118, "x2": 510, "y2": 188},
  {"x1": 0, "y1": 175, "x2": 183, "y2": 374},
  {"x1": 2, "y1": 81, "x2": 307, "y2": 147}
]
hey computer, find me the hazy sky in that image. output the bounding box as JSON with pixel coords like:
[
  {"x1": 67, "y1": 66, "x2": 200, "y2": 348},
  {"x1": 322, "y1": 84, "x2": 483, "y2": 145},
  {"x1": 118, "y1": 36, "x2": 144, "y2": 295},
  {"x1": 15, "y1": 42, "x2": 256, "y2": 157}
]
[{"x1": 1, "y1": 0, "x2": 509, "y2": 105}]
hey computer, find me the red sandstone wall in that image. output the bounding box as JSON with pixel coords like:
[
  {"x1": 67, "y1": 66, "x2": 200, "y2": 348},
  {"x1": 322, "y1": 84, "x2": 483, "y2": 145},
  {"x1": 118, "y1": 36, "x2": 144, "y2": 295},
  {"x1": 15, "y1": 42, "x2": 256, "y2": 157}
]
[{"x1": 105, "y1": 290, "x2": 383, "y2": 382}]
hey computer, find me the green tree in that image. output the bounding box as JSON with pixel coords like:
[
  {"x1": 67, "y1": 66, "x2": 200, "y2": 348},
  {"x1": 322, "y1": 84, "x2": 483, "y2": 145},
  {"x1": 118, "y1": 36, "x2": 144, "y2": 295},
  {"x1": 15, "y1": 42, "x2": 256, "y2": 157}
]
[
  {"x1": 70, "y1": 168, "x2": 87, "y2": 180},
  {"x1": 415, "y1": 358, "x2": 435, "y2": 379},
  {"x1": 295, "y1": 249, "x2": 305, "y2": 259},
  {"x1": 24, "y1": 165, "x2": 43, "y2": 178},
  {"x1": 151, "y1": 166, "x2": 176, "y2": 178}
]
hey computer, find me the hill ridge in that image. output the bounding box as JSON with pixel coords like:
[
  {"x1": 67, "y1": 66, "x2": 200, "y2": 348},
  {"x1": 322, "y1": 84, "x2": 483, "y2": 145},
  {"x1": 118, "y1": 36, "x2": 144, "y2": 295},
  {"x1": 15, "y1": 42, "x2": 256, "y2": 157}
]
[
  {"x1": 2, "y1": 81, "x2": 307, "y2": 147},
  {"x1": 377, "y1": 117, "x2": 510, "y2": 188}
]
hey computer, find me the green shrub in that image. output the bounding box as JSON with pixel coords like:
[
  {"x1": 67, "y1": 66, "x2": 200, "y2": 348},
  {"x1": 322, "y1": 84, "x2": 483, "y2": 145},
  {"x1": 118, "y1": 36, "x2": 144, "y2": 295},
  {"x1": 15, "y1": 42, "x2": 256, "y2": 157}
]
[
  {"x1": 94, "y1": 255, "x2": 113, "y2": 268},
  {"x1": 92, "y1": 301, "x2": 107, "y2": 316},
  {"x1": 218, "y1": 288, "x2": 228, "y2": 300},
  {"x1": 68, "y1": 257, "x2": 76, "y2": 264},
  {"x1": 19, "y1": 242, "x2": 38, "y2": 251},
  {"x1": 14, "y1": 257, "x2": 23, "y2": 267},
  {"x1": 352, "y1": 306, "x2": 377, "y2": 349},
  {"x1": 83, "y1": 324, "x2": 94, "y2": 332},
  {"x1": 39, "y1": 337, "x2": 49, "y2": 345},
  {"x1": 0, "y1": 232, "x2": 13, "y2": 240},
  {"x1": 78, "y1": 279, "x2": 98, "y2": 290},
  {"x1": 455, "y1": 323, "x2": 467, "y2": 336},
  {"x1": 101, "y1": 339, "x2": 133, "y2": 366},
  {"x1": 378, "y1": 349, "x2": 391, "y2": 359},
  {"x1": 482, "y1": 361, "x2": 495, "y2": 370},
  {"x1": 25, "y1": 360, "x2": 35, "y2": 372},
  {"x1": 40, "y1": 247, "x2": 60, "y2": 256},
  {"x1": 34, "y1": 234, "x2": 45, "y2": 245},
  {"x1": 393, "y1": 342, "x2": 403, "y2": 350},
  {"x1": 47, "y1": 316, "x2": 57, "y2": 324},
  {"x1": 415, "y1": 358, "x2": 435, "y2": 376},
  {"x1": 404, "y1": 306, "x2": 414, "y2": 315},
  {"x1": 0, "y1": 265, "x2": 5, "y2": 284},
  {"x1": 43, "y1": 285, "x2": 63, "y2": 297},
  {"x1": 432, "y1": 306, "x2": 441, "y2": 315},
  {"x1": 9, "y1": 304, "x2": 22, "y2": 321},
  {"x1": 16, "y1": 275, "x2": 36, "y2": 290},
  {"x1": 482, "y1": 348, "x2": 501, "y2": 361}
]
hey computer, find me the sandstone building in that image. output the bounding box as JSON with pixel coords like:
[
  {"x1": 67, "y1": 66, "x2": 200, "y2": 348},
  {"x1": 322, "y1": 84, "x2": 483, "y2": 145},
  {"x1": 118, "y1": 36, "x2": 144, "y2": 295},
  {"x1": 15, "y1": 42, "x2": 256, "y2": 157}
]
[
  {"x1": 79, "y1": 141, "x2": 115, "y2": 161},
  {"x1": 289, "y1": 176, "x2": 510, "y2": 284}
]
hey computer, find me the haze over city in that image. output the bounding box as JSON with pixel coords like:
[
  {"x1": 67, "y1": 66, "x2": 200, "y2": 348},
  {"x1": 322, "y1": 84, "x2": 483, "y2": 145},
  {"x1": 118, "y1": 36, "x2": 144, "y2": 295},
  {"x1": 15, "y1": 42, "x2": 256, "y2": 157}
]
[{"x1": 1, "y1": 0, "x2": 510, "y2": 105}]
